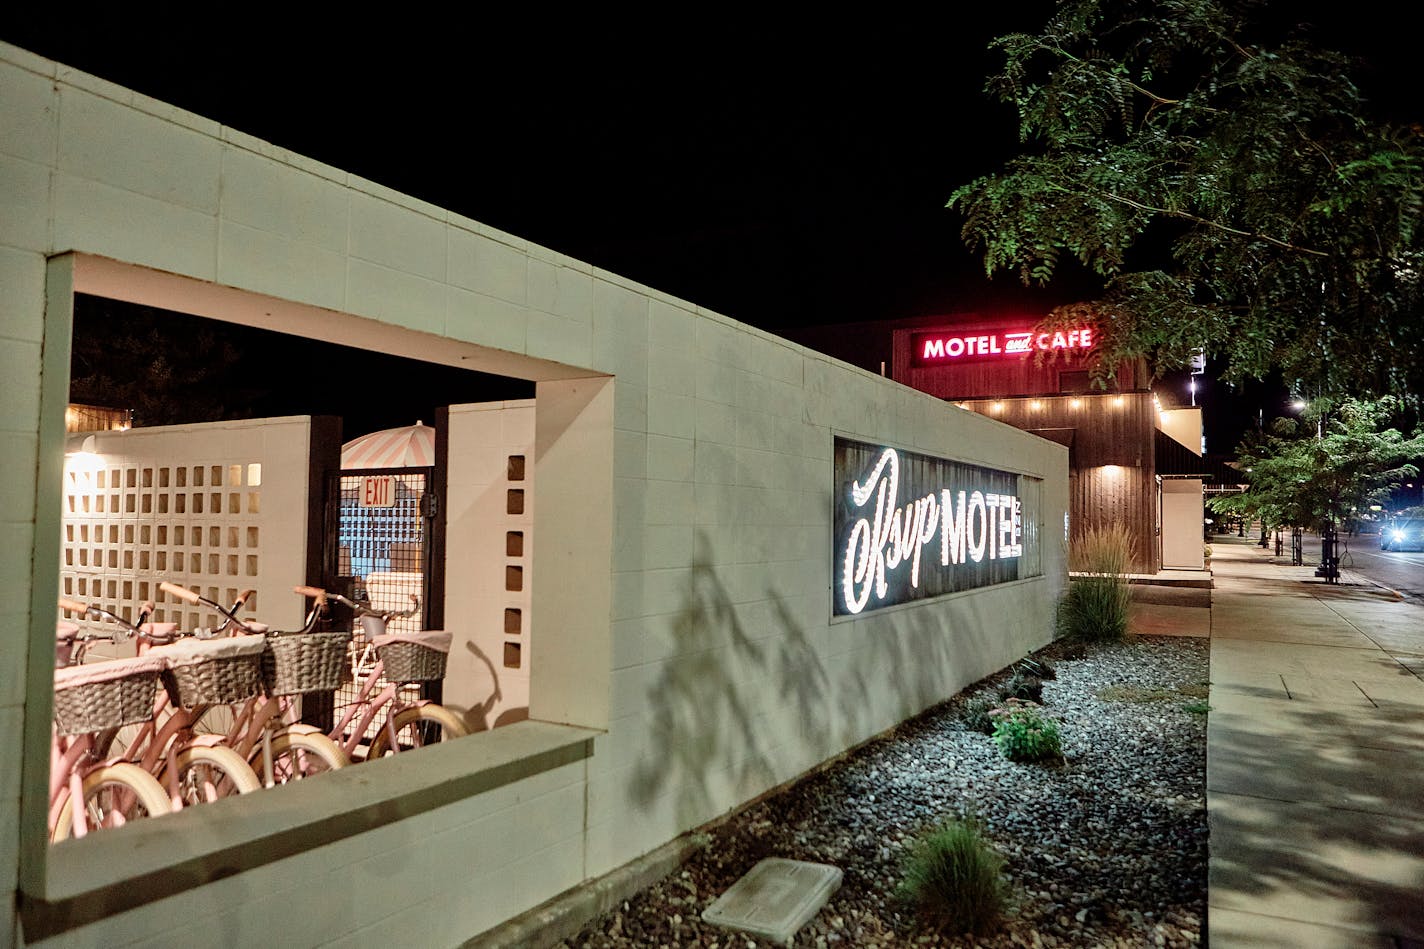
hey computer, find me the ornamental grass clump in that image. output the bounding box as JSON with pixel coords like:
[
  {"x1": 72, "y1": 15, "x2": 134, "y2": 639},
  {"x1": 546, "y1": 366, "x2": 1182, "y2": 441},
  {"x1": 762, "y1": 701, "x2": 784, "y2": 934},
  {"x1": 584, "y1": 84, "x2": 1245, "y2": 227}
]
[
  {"x1": 1059, "y1": 524, "x2": 1135, "y2": 642},
  {"x1": 999, "y1": 670, "x2": 1044, "y2": 703},
  {"x1": 897, "y1": 819, "x2": 1007, "y2": 936},
  {"x1": 989, "y1": 698, "x2": 1062, "y2": 762}
]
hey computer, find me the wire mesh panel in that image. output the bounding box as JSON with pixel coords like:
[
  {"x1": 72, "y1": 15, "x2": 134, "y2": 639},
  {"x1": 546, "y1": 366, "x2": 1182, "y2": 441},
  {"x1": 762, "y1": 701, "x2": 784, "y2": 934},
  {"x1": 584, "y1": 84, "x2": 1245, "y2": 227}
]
[{"x1": 332, "y1": 468, "x2": 431, "y2": 743}]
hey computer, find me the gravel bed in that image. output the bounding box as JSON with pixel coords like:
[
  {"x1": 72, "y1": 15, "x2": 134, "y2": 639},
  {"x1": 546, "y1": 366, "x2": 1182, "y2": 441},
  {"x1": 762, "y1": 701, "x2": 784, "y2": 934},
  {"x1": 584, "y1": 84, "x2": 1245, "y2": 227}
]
[{"x1": 560, "y1": 636, "x2": 1208, "y2": 948}]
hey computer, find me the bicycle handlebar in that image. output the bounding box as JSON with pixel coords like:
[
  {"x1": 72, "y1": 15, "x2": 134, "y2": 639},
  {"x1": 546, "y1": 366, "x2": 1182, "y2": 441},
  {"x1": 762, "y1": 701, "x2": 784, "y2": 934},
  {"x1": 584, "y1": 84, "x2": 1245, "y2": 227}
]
[
  {"x1": 293, "y1": 586, "x2": 420, "y2": 622},
  {"x1": 159, "y1": 581, "x2": 201, "y2": 604}
]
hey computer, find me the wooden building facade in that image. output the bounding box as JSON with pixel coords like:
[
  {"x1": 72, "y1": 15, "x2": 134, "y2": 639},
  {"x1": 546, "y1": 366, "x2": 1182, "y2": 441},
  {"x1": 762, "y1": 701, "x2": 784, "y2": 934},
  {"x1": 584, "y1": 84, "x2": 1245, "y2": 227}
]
[{"x1": 891, "y1": 317, "x2": 1201, "y2": 575}]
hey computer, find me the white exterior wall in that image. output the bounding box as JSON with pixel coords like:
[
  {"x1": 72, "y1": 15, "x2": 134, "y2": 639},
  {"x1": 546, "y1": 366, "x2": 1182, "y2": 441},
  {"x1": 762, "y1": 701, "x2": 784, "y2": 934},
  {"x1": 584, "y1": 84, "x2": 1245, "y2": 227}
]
[
  {"x1": 444, "y1": 400, "x2": 535, "y2": 729},
  {"x1": 0, "y1": 43, "x2": 1069, "y2": 948},
  {"x1": 1159, "y1": 406, "x2": 1203, "y2": 454},
  {"x1": 1162, "y1": 478, "x2": 1206, "y2": 570}
]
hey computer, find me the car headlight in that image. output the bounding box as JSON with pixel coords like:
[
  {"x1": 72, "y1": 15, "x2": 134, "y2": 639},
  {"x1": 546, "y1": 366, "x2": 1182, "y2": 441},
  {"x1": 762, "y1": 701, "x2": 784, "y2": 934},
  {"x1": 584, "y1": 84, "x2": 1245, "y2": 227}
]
[{"x1": 1393, "y1": 530, "x2": 1407, "y2": 541}]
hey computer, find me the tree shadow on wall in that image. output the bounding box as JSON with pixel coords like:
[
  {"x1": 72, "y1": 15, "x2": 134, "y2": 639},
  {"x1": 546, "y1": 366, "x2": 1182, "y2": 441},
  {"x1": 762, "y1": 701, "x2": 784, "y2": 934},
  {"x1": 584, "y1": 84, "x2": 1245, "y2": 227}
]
[
  {"x1": 629, "y1": 533, "x2": 831, "y2": 832},
  {"x1": 1207, "y1": 698, "x2": 1424, "y2": 942},
  {"x1": 626, "y1": 531, "x2": 1017, "y2": 839}
]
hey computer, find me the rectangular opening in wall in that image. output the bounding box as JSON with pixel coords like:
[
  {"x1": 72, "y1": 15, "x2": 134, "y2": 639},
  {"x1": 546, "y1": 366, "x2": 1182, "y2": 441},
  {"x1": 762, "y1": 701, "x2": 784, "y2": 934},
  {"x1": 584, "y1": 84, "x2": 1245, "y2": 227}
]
[
  {"x1": 504, "y1": 608, "x2": 521, "y2": 635},
  {"x1": 503, "y1": 641, "x2": 521, "y2": 668},
  {"x1": 506, "y1": 531, "x2": 523, "y2": 557},
  {"x1": 505, "y1": 565, "x2": 523, "y2": 591},
  {"x1": 507, "y1": 455, "x2": 525, "y2": 481},
  {"x1": 506, "y1": 489, "x2": 524, "y2": 515}
]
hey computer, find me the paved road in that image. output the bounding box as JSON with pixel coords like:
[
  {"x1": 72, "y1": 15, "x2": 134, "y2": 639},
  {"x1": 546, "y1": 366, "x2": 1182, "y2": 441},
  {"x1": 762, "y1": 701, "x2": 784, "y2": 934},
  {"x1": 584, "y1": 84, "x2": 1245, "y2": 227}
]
[
  {"x1": 1336, "y1": 531, "x2": 1424, "y2": 600},
  {"x1": 1218, "y1": 531, "x2": 1424, "y2": 601}
]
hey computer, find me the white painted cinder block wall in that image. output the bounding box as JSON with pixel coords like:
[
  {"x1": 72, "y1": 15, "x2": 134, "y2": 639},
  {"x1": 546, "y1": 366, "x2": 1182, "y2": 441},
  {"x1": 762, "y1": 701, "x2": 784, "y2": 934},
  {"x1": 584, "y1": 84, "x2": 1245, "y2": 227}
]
[{"x1": 0, "y1": 43, "x2": 1069, "y2": 948}]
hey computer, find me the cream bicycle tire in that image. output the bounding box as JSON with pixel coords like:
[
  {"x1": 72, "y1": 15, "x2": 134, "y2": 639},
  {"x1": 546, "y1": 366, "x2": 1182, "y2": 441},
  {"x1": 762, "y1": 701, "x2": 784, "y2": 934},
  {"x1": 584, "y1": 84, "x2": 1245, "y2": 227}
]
[
  {"x1": 52, "y1": 762, "x2": 172, "y2": 841},
  {"x1": 168, "y1": 745, "x2": 262, "y2": 805},
  {"x1": 255, "y1": 730, "x2": 349, "y2": 783},
  {"x1": 366, "y1": 704, "x2": 468, "y2": 758}
]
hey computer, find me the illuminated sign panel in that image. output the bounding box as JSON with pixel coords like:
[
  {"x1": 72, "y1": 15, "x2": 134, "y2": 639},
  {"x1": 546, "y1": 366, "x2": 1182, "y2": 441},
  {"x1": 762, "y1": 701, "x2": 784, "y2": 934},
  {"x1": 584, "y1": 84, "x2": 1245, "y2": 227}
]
[
  {"x1": 833, "y1": 438, "x2": 1041, "y2": 616},
  {"x1": 910, "y1": 326, "x2": 1093, "y2": 367}
]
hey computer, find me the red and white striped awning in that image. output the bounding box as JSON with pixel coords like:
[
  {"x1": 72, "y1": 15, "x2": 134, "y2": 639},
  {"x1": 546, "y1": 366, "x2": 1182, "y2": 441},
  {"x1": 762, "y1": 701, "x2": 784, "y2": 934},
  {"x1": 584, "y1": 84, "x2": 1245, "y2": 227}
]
[{"x1": 340, "y1": 422, "x2": 435, "y2": 469}]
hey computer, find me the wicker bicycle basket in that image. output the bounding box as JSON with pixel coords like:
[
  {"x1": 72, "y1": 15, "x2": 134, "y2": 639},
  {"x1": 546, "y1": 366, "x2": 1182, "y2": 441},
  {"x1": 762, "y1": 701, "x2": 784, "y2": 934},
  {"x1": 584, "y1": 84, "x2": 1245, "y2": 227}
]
[
  {"x1": 261, "y1": 630, "x2": 353, "y2": 696},
  {"x1": 159, "y1": 635, "x2": 266, "y2": 708},
  {"x1": 376, "y1": 637, "x2": 448, "y2": 683},
  {"x1": 52, "y1": 657, "x2": 164, "y2": 736}
]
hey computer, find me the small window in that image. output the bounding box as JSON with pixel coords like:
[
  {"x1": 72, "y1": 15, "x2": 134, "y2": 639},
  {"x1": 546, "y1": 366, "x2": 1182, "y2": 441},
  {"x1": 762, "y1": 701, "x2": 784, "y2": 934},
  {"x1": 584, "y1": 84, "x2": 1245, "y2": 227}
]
[
  {"x1": 507, "y1": 489, "x2": 524, "y2": 515},
  {"x1": 506, "y1": 531, "x2": 523, "y2": 557},
  {"x1": 507, "y1": 455, "x2": 526, "y2": 481}
]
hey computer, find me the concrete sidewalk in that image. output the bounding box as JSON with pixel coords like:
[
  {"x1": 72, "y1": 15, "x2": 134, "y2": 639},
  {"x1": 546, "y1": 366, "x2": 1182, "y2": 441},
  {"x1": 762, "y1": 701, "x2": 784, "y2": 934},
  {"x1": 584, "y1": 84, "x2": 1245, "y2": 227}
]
[{"x1": 1203, "y1": 537, "x2": 1424, "y2": 947}]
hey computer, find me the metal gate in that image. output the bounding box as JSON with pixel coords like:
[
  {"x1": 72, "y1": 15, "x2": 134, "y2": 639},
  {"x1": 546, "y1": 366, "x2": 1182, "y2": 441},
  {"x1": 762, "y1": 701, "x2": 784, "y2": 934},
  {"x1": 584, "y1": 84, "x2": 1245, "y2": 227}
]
[{"x1": 327, "y1": 466, "x2": 437, "y2": 743}]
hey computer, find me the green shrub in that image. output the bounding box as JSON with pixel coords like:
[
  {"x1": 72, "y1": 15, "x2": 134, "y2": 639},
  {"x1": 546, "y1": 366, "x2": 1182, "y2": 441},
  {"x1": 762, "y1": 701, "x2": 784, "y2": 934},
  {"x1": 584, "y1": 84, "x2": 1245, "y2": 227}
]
[
  {"x1": 1017, "y1": 657, "x2": 1057, "y2": 681},
  {"x1": 961, "y1": 693, "x2": 1000, "y2": 734},
  {"x1": 990, "y1": 699, "x2": 1062, "y2": 762},
  {"x1": 999, "y1": 671, "x2": 1044, "y2": 703},
  {"x1": 1183, "y1": 701, "x2": 1211, "y2": 715},
  {"x1": 896, "y1": 819, "x2": 1007, "y2": 936}
]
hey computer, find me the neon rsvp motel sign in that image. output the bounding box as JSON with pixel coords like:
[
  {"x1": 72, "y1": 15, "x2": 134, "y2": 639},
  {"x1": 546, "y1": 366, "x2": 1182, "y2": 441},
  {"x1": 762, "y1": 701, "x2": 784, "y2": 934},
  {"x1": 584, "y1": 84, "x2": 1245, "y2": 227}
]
[
  {"x1": 833, "y1": 438, "x2": 1041, "y2": 616},
  {"x1": 910, "y1": 326, "x2": 1093, "y2": 366}
]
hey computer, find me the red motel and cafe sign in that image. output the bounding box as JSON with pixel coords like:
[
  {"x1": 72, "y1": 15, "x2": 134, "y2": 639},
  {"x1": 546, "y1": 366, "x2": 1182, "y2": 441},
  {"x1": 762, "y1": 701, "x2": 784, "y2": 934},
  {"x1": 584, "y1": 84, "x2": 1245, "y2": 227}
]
[{"x1": 910, "y1": 326, "x2": 1094, "y2": 367}]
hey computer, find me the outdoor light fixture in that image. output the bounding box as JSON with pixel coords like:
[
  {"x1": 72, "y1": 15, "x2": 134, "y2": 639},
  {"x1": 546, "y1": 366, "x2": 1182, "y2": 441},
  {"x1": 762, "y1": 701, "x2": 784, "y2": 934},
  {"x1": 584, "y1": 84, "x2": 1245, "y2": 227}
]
[{"x1": 1070, "y1": 398, "x2": 1081, "y2": 409}]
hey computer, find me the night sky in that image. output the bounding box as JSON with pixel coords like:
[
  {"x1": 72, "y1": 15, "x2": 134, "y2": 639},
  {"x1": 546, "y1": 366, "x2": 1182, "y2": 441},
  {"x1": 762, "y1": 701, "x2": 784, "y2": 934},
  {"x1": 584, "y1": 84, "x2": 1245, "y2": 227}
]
[{"x1": 1, "y1": 6, "x2": 1412, "y2": 450}]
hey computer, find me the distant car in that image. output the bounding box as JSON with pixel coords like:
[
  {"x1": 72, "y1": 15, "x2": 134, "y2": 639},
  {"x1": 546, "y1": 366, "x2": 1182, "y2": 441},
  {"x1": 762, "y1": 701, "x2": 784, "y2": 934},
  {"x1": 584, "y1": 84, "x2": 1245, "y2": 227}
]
[{"x1": 1380, "y1": 519, "x2": 1424, "y2": 551}]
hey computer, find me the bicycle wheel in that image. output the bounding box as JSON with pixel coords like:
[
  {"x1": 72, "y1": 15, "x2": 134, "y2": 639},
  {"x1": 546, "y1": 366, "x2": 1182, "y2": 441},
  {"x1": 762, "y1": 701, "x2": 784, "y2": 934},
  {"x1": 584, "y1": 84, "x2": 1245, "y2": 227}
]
[
  {"x1": 167, "y1": 744, "x2": 262, "y2": 805},
  {"x1": 52, "y1": 763, "x2": 172, "y2": 841},
  {"x1": 365, "y1": 704, "x2": 469, "y2": 759},
  {"x1": 254, "y1": 730, "x2": 349, "y2": 784}
]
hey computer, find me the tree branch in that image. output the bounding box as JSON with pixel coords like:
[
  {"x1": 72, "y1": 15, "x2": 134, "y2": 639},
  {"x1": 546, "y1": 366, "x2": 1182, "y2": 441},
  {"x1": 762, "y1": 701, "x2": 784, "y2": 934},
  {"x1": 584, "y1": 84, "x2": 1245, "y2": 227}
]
[{"x1": 1088, "y1": 188, "x2": 1330, "y2": 255}]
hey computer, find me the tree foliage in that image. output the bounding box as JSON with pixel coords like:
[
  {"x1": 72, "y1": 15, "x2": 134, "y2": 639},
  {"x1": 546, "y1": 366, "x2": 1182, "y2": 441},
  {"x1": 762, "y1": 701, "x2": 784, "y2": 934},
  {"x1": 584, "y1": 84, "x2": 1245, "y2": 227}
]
[
  {"x1": 950, "y1": 0, "x2": 1424, "y2": 397},
  {"x1": 1208, "y1": 397, "x2": 1424, "y2": 529}
]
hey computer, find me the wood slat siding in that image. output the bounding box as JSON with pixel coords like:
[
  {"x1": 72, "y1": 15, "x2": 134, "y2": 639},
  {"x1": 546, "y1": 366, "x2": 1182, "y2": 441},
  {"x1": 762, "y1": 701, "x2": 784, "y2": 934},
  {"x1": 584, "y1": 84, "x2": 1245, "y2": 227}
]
[
  {"x1": 956, "y1": 394, "x2": 1161, "y2": 573},
  {"x1": 1072, "y1": 464, "x2": 1159, "y2": 574}
]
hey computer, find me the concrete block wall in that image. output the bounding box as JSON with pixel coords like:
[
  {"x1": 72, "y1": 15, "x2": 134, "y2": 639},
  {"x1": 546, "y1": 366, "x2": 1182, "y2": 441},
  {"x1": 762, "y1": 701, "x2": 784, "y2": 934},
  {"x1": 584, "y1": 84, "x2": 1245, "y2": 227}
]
[
  {"x1": 0, "y1": 42, "x2": 1068, "y2": 948},
  {"x1": 444, "y1": 400, "x2": 536, "y2": 730}
]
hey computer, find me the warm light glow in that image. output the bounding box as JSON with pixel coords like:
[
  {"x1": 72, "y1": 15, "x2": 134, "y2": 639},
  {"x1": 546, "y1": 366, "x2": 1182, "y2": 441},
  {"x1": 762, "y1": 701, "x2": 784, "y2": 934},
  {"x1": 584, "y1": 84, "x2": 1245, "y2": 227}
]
[
  {"x1": 1102, "y1": 465, "x2": 1124, "y2": 477},
  {"x1": 991, "y1": 402, "x2": 1003, "y2": 413},
  {"x1": 1113, "y1": 396, "x2": 1125, "y2": 408},
  {"x1": 1030, "y1": 400, "x2": 1042, "y2": 411},
  {"x1": 1070, "y1": 398, "x2": 1082, "y2": 409},
  {"x1": 65, "y1": 451, "x2": 104, "y2": 475}
]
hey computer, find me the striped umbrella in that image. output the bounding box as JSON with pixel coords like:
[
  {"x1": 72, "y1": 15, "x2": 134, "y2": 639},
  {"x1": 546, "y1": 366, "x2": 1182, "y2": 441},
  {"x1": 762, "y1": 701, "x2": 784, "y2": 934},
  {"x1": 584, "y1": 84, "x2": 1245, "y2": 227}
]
[{"x1": 340, "y1": 422, "x2": 436, "y2": 469}]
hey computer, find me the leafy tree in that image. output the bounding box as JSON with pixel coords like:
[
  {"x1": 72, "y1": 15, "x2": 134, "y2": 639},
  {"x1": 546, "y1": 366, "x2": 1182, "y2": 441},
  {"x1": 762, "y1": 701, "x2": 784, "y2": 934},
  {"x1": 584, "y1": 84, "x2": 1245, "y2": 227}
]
[
  {"x1": 1208, "y1": 396, "x2": 1424, "y2": 530},
  {"x1": 68, "y1": 297, "x2": 259, "y2": 426},
  {"x1": 950, "y1": 0, "x2": 1424, "y2": 397}
]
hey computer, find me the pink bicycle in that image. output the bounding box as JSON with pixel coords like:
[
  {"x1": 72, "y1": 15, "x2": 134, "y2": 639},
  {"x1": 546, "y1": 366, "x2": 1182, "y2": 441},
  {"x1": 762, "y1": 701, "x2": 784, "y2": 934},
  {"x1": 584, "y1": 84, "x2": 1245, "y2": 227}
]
[
  {"x1": 157, "y1": 582, "x2": 353, "y2": 783},
  {"x1": 55, "y1": 595, "x2": 265, "y2": 836},
  {"x1": 293, "y1": 586, "x2": 468, "y2": 760},
  {"x1": 50, "y1": 607, "x2": 172, "y2": 839}
]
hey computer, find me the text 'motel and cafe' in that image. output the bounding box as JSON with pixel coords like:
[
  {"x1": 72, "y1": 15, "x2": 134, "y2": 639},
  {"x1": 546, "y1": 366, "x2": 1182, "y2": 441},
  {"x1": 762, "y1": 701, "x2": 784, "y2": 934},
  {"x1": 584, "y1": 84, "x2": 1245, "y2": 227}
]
[{"x1": 888, "y1": 317, "x2": 1210, "y2": 575}]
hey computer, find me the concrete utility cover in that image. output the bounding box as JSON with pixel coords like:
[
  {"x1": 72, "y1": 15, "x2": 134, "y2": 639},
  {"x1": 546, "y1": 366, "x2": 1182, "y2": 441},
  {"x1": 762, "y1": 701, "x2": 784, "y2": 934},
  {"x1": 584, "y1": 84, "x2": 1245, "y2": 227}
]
[{"x1": 701, "y1": 857, "x2": 843, "y2": 944}]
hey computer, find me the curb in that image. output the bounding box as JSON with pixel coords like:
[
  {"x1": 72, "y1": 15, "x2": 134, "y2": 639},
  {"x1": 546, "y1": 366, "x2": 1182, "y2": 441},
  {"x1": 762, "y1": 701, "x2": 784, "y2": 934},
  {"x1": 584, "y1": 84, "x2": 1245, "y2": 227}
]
[{"x1": 463, "y1": 834, "x2": 705, "y2": 949}]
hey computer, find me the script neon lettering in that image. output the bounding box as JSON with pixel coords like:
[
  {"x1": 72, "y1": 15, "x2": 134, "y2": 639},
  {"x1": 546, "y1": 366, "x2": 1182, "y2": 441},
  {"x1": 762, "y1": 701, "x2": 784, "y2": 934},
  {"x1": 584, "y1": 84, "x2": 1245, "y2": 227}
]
[{"x1": 841, "y1": 449, "x2": 1023, "y2": 614}]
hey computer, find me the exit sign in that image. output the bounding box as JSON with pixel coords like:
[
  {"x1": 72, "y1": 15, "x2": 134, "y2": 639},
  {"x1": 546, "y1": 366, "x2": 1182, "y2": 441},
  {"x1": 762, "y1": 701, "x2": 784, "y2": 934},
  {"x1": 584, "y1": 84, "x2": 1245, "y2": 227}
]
[{"x1": 360, "y1": 475, "x2": 396, "y2": 508}]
